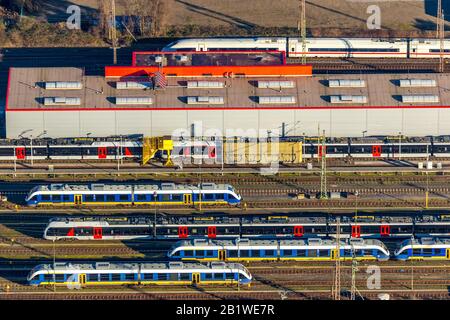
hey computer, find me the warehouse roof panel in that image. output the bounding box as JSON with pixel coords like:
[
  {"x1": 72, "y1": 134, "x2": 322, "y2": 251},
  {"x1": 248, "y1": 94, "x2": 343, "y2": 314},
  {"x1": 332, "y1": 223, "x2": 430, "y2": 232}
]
[{"x1": 6, "y1": 67, "x2": 450, "y2": 111}]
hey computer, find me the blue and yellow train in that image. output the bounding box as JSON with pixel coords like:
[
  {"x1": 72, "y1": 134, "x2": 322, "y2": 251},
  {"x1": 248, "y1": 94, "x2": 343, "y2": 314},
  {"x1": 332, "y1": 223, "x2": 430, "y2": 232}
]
[
  {"x1": 27, "y1": 261, "x2": 252, "y2": 287},
  {"x1": 25, "y1": 182, "x2": 241, "y2": 206},
  {"x1": 167, "y1": 238, "x2": 391, "y2": 262},
  {"x1": 394, "y1": 237, "x2": 450, "y2": 260}
]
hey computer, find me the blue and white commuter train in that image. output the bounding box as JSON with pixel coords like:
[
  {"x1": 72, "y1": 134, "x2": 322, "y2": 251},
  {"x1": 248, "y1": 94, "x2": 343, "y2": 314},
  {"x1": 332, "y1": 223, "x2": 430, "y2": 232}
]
[
  {"x1": 25, "y1": 182, "x2": 242, "y2": 206},
  {"x1": 168, "y1": 237, "x2": 390, "y2": 262},
  {"x1": 27, "y1": 261, "x2": 252, "y2": 287},
  {"x1": 394, "y1": 237, "x2": 450, "y2": 261}
]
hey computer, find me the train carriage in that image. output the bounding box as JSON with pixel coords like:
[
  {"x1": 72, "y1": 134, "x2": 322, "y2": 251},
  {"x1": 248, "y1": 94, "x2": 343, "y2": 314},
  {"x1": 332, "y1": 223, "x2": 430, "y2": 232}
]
[
  {"x1": 394, "y1": 237, "x2": 450, "y2": 261},
  {"x1": 167, "y1": 237, "x2": 390, "y2": 262},
  {"x1": 27, "y1": 261, "x2": 252, "y2": 287},
  {"x1": 162, "y1": 37, "x2": 450, "y2": 59}
]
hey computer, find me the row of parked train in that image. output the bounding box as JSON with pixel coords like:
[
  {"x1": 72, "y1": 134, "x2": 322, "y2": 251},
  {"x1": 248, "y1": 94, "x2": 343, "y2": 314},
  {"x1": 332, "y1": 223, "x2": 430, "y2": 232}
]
[
  {"x1": 5, "y1": 135, "x2": 450, "y2": 163},
  {"x1": 162, "y1": 37, "x2": 450, "y2": 59},
  {"x1": 27, "y1": 236, "x2": 450, "y2": 287},
  {"x1": 43, "y1": 213, "x2": 450, "y2": 240}
]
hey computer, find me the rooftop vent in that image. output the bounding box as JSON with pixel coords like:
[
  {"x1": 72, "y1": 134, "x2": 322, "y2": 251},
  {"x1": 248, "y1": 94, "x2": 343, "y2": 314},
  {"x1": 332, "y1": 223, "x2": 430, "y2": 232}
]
[
  {"x1": 329, "y1": 95, "x2": 367, "y2": 104},
  {"x1": 328, "y1": 79, "x2": 365, "y2": 88},
  {"x1": 43, "y1": 97, "x2": 81, "y2": 106},
  {"x1": 257, "y1": 80, "x2": 295, "y2": 89},
  {"x1": 161, "y1": 183, "x2": 176, "y2": 190},
  {"x1": 258, "y1": 96, "x2": 296, "y2": 104},
  {"x1": 115, "y1": 97, "x2": 153, "y2": 105},
  {"x1": 95, "y1": 262, "x2": 110, "y2": 269},
  {"x1": 419, "y1": 237, "x2": 435, "y2": 245},
  {"x1": 186, "y1": 96, "x2": 224, "y2": 105},
  {"x1": 90, "y1": 184, "x2": 105, "y2": 191},
  {"x1": 401, "y1": 95, "x2": 439, "y2": 103},
  {"x1": 307, "y1": 238, "x2": 322, "y2": 245},
  {"x1": 116, "y1": 82, "x2": 153, "y2": 90},
  {"x1": 45, "y1": 81, "x2": 82, "y2": 90},
  {"x1": 349, "y1": 238, "x2": 365, "y2": 245},
  {"x1": 399, "y1": 79, "x2": 436, "y2": 87},
  {"x1": 187, "y1": 81, "x2": 224, "y2": 89},
  {"x1": 210, "y1": 262, "x2": 227, "y2": 269},
  {"x1": 169, "y1": 262, "x2": 184, "y2": 269}
]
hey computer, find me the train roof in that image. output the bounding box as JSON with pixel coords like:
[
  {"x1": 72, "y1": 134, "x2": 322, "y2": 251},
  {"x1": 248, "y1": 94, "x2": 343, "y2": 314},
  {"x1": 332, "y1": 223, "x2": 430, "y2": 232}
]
[
  {"x1": 31, "y1": 261, "x2": 247, "y2": 273},
  {"x1": 179, "y1": 237, "x2": 386, "y2": 247},
  {"x1": 31, "y1": 182, "x2": 235, "y2": 193},
  {"x1": 402, "y1": 237, "x2": 450, "y2": 247},
  {"x1": 8, "y1": 67, "x2": 450, "y2": 111}
]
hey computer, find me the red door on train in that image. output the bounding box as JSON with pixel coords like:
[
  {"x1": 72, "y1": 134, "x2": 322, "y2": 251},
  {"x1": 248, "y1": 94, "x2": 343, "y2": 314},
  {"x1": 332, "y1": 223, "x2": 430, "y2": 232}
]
[
  {"x1": 178, "y1": 226, "x2": 188, "y2": 238},
  {"x1": 93, "y1": 227, "x2": 103, "y2": 239},
  {"x1": 372, "y1": 145, "x2": 381, "y2": 157},
  {"x1": 98, "y1": 147, "x2": 107, "y2": 159},
  {"x1": 15, "y1": 147, "x2": 26, "y2": 160}
]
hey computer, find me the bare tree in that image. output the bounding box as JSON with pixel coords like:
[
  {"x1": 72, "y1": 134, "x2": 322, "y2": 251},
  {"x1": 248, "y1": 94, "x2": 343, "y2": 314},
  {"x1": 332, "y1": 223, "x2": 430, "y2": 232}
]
[{"x1": 97, "y1": 0, "x2": 111, "y2": 38}]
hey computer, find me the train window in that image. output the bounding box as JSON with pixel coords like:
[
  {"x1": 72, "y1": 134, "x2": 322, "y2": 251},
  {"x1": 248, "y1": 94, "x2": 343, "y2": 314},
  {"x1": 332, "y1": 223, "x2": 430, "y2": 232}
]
[
  {"x1": 204, "y1": 273, "x2": 213, "y2": 280},
  {"x1": 53, "y1": 195, "x2": 62, "y2": 202},
  {"x1": 119, "y1": 194, "x2": 129, "y2": 201},
  {"x1": 157, "y1": 273, "x2": 167, "y2": 281},
  {"x1": 171, "y1": 251, "x2": 180, "y2": 257},
  {"x1": 433, "y1": 249, "x2": 443, "y2": 255},
  {"x1": 184, "y1": 250, "x2": 193, "y2": 257},
  {"x1": 225, "y1": 273, "x2": 234, "y2": 280},
  {"x1": 216, "y1": 194, "x2": 225, "y2": 200},
  {"x1": 125, "y1": 273, "x2": 135, "y2": 281},
  {"x1": 161, "y1": 194, "x2": 170, "y2": 201},
  {"x1": 42, "y1": 274, "x2": 52, "y2": 281},
  {"x1": 283, "y1": 250, "x2": 293, "y2": 256},
  {"x1": 85, "y1": 195, "x2": 94, "y2": 202},
  {"x1": 194, "y1": 250, "x2": 205, "y2": 257},
  {"x1": 87, "y1": 274, "x2": 98, "y2": 282},
  {"x1": 252, "y1": 250, "x2": 261, "y2": 257},
  {"x1": 240, "y1": 250, "x2": 249, "y2": 257},
  {"x1": 343, "y1": 249, "x2": 353, "y2": 257},
  {"x1": 63, "y1": 195, "x2": 71, "y2": 202},
  {"x1": 111, "y1": 274, "x2": 121, "y2": 281},
  {"x1": 203, "y1": 193, "x2": 215, "y2": 200},
  {"x1": 179, "y1": 273, "x2": 190, "y2": 281},
  {"x1": 213, "y1": 273, "x2": 224, "y2": 280},
  {"x1": 172, "y1": 194, "x2": 183, "y2": 201},
  {"x1": 307, "y1": 250, "x2": 317, "y2": 257},
  {"x1": 318, "y1": 250, "x2": 329, "y2": 257},
  {"x1": 206, "y1": 250, "x2": 214, "y2": 257},
  {"x1": 100, "y1": 274, "x2": 110, "y2": 281},
  {"x1": 136, "y1": 194, "x2": 147, "y2": 201},
  {"x1": 42, "y1": 195, "x2": 51, "y2": 201},
  {"x1": 106, "y1": 195, "x2": 115, "y2": 202},
  {"x1": 169, "y1": 273, "x2": 178, "y2": 281},
  {"x1": 423, "y1": 248, "x2": 432, "y2": 256},
  {"x1": 412, "y1": 249, "x2": 421, "y2": 256},
  {"x1": 55, "y1": 274, "x2": 65, "y2": 282},
  {"x1": 265, "y1": 250, "x2": 275, "y2": 256},
  {"x1": 296, "y1": 250, "x2": 306, "y2": 257},
  {"x1": 95, "y1": 195, "x2": 105, "y2": 202},
  {"x1": 228, "y1": 250, "x2": 237, "y2": 257}
]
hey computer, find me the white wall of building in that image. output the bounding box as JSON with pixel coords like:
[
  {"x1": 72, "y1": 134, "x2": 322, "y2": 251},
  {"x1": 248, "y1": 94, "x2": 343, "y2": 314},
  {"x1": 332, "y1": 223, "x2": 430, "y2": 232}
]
[{"x1": 6, "y1": 108, "x2": 448, "y2": 138}]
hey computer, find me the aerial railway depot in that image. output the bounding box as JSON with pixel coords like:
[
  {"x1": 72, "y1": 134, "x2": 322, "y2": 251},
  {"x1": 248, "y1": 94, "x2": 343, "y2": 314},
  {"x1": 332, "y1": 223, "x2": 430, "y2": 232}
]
[{"x1": 1, "y1": 35, "x2": 450, "y2": 302}]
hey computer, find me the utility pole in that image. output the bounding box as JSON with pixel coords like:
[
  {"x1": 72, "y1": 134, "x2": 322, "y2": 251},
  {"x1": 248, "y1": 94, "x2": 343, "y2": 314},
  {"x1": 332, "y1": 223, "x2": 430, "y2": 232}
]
[
  {"x1": 110, "y1": 0, "x2": 118, "y2": 65},
  {"x1": 438, "y1": 3, "x2": 445, "y2": 73},
  {"x1": 320, "y1": 130, "x2": 328, "y2": 199},
  {"x1": 299, "y1": 0, "x2": 307, "y2": 64},
  {"x1": 437, "y1": 0, "x2": 442, "y2": 38},
  {"x1": 332, "y1": 217, "x2": 341, "y2": 300}
]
